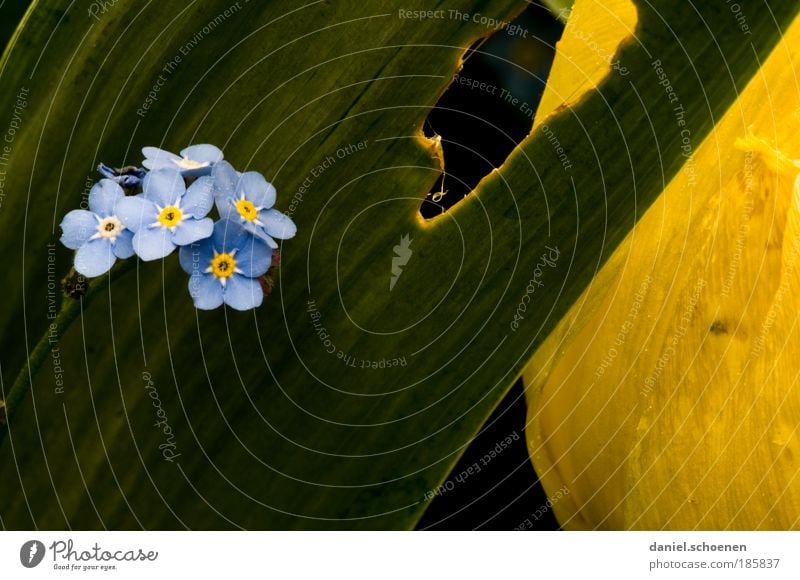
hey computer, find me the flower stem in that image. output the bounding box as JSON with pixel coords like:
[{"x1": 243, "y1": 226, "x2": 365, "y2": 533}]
[{"x1": 0, "y1": 260, "x2": 133, "y2": 445}]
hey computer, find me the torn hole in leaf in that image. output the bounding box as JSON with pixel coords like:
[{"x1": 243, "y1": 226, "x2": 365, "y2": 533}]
[{"x1": 419, "y1": 2, "x2": 564, "y2": 219}]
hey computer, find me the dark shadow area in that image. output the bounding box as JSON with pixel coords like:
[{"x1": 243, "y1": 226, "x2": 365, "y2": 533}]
[
  {"x1": 420, "y1": 2, "x2": 564, "y2": 218},
  {"x1": 0, "y1": 1, "x2": 32, "y2": 55},
  {"x1": 416, "y1": 380, "x2": 560, "y2": 530}
]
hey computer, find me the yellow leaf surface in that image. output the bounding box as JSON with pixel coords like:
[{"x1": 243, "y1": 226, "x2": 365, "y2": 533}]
[
  {"x1": 534, "y1": 0, "x2": 638, "y2": 127},
  {"x1": 524, "y1": 11, "x2": 800, "y2": 529}
]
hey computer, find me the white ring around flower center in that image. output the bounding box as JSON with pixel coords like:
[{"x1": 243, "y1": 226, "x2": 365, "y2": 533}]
[{"x1": 96, "y1": 216, "x2": 124, "y2": 240}]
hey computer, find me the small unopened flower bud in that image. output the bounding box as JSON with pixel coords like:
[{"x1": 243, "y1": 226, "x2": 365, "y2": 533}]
[
  {"x1": 97, "y1": 163, "x2": 145, "y2": 190},
  {"x1": 62, "y1": 268, "x2": 89, "y2": 298}
]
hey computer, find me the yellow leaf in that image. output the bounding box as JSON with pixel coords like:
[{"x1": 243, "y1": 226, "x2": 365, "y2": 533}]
[{"x1": 524, "y1": 11, "x2": 800, "y2": 530}]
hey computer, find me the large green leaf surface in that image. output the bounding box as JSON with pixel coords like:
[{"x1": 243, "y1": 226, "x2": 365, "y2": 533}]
[{"x1": 0, "y1": 0, "x2": 796, "y2": 529}]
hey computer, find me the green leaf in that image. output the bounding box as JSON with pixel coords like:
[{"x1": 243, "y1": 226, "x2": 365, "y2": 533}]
[
  {"x1": 539, "y1": 0, "x2": 573, "y2": 21},
  {"x1": 0, "y1": 0, "x2": 796, "y2": 529}
]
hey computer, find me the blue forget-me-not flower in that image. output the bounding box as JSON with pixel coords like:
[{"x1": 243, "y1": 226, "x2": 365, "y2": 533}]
[
  {"x1": 212, "y1": 160, "x2": 296, "y2": 249},
  {"x1": 59, "y1": 179, "x2": 135, "y2": 277},
  {"x1": 115, "y1": 168, "x2": 214, "y2": 261},
  {"x1": 179, "y1": 219, "x2": 272, "y2": 311}
]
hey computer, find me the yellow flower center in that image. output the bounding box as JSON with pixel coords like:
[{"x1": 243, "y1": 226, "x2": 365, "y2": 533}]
[
  {"x1": 158, "y1": 205, "x2": 182, "y2": 228},
  {"x1": 236, "y1": 199, "x2": 258, "y2": 221},
  {"x1": 210, "y1": 252, "x2": 236, "y2": 279}
]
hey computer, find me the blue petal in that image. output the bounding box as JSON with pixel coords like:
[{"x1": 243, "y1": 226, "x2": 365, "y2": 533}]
[
  {"x1": 182, "y1": 176, "x2": 214, "y2": 217},
  {"x1": 88, "y1": 179, "x2": 124, "y2": 216},
  {"x1": 235, "y1": 234, "x2": 272, "y2": 277},
  {"x1": 238, "y1": 171, "x2": 276, "y2": 208},
  {"x1": 188, "y1": 273, "x2": 224, "y2": 310},
  {"x1": 212, "y1": 160, "x2": 239, "y2": 203},
  {"x1": 115, "y1": 195, "x2": 157, "y2": 232},
  {"x1": 179, "y1": 238, "x2": 214, "y2": 275},
  {"x1": 74, "y1": 238, "x2": 115, "y2": 277},
  {"x1": 60, "y1": 210, "x2": 98, "y2": 249},
  {"x1": 142, "y1": 168, "x2": 185, "y2": 207},
  {"x1": 143, "y1": 159, "x2": 179, "y2": 172},
  {"x1": 171, "y1": 217, "x2": 213, "y2": 246},
  {"x1": 142, "y1": 146, "x2": 181, "y2": 170},
  {"x1": 112, "y1": 229, "x2": 135, "y2": 259},
  {"x1": 132, "y1": 227, "x2": 176, "y2": 261},
  {"x1": 212, "y1": 219, "x2": 249, "y2": 254},
  {"x1": 242, "y1": 222, "x2": 278, "y2": 249},
  {"x1": 223, "y1": 275, "x2": 263, "y2": 310},
  {"x1": 181, "y1": 144, "x2": 223, "y2": 164},
  {"x1": 216, "y1": 197, "x2": 236, "y2": 221},
  {"x1": 260, "y1": 208, "x2": 297, "y2": 240}
]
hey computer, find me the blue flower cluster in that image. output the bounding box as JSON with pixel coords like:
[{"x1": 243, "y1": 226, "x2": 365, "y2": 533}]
[{"x1": 59, "y1": 144, "x2": 296, "y2": 311}]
